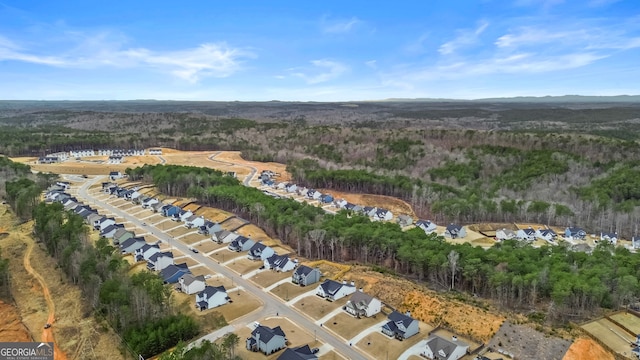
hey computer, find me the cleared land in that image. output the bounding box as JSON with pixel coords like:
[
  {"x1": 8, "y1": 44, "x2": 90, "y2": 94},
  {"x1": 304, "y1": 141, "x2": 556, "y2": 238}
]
[
  {"x1": 218, "y1": 290, "x2": 262, "y2": 323},
  {"x1": 293, "y1": 295, "x2": 349, "y2": 321},
  {"x1": 487, "y1": 321, "x2": 572, "y2": 360},
  {"x1": 271, "y1": 282, "x2": 314, "y2": 301},
  {"x1": 608, "y1": 312, "x2": 640, "y2": 334},
  {"x1": 226, "y1": 257, "x2": 264, "y2": 275},
  {"x1": 319, "y1": 189, "x2": 416, "y2": 218},
  {"x1": 581, "y1": 318, "x2": 635, "y2": 358},
  {"x1": 356, "y1": 323, "x2": 431, "y2": 360},
  {"x1": 324, "y1": 312, "x2": 383, "y2": 340},
  {"x1": 250, "y1": 270, "x2": 291, "y2": 288},
  {"x1": 563, "y1": 337, "x2": 614, "y2": 360}
]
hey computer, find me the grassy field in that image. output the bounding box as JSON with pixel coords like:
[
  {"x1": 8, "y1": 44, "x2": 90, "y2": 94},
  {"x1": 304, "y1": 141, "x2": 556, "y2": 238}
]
[
  {"x1": 271, "y1": 282, "x2": 314, "y2": 301},
  {"x1": 324, "y1": 312, "x2": 383, "y2": 340},
  {"x1": 609, "y1": 312, "x2": 640, "y2": 334},
  {"x1": 581, "y1": 318, "x2": 635, "y2": 357},
  {"x1": 293, "y1": 295, "x2": 349, "y2": 320}
]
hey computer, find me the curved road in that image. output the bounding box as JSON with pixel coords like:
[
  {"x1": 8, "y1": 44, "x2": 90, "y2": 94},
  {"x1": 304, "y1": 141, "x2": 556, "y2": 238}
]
[
  {"x1": 207, "y1": 152, "x2": 257, "y2": 186},
  {"x1": 77, "y1": 176, "x2": 369, "y2": 360}
]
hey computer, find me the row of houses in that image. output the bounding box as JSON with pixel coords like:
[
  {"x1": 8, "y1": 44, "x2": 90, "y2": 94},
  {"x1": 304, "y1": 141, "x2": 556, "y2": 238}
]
[
  {"x1": 495, "y1": 226, "x2": 623, "y2": 245},
  {"x1": 38, "y1": 152, "x2": 69, "y2": 164},
  {"x1": 97, "y1": 149, "x2": 146, "y2": 156}
]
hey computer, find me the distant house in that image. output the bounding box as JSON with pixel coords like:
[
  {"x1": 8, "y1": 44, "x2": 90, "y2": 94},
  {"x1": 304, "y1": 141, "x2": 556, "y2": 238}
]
[
  {"x1": 173, "y1": 209, "x2": 193, "y2": 222},
  {"x1": 536, "y1": 228, "x2": 557, "y2": 242},
  {"x1": 148, "y1": 148, "x2": 162, "y2": 155},
  {"x1": 516, "y1": 227, "x2": 536, "y2": 242},
  {"x1": 147, "y1": 251, "x2": 174, "y2": 271},
  {"x1": 160, "y1": 263, "x2": 190, "y2": 284},
  {"x1": 320, "y1": 194, "x2": 334, "y2": 203},
  {"x1": 316, "y1": 279, "x2": 356, "y2": 301},
  {"x1": 416, "y1": 220, "x2": 437, "y2": 234},
  {"x1": 277, "y1": 345, "x2": 318, "y2": 360},
  {"x1": 185, "y1": 215, "x2": 205, "y2": 229},
  {"x1": 496, "y1": 228, "x2": 516, "y2": 241},
  {"x1": 362, "y1": 206, "x2": 377, "y2": 217},
  {"x1": 97, "y1": 217, "x2": 116, "y2": 231},
  {"x1": 306, "y1": 189, "x2": 322, "y2": 200},
  {"x1": 163, "y1": 205, "x2": 181, "y2": 218},
  {"x1": 292, "y1": 265, "x2": 322, "y2": 287},
  {"x1": 246, "y1": 325, "x2": 287, "y2": 355},
  {"x1": 109, "y1": 171, "x2": 123, "y2": 180},
  {"x1": 119, "y1": 237, "x2": 147, "y2": 254},
  {"x1": 133, "y1": 194, "x2": 148, "y2": 205},
  {"x1": 178, "y1": 274, "x2": 206, "y2": 295},
  {"x1": 344, "y1": 290, "x2": 382, "y2": 318},
  {"x1": 100, "y1": 223, "x2": 124, "y2": 238},
  {"x1": 135, "y1": 243, "x2": 160, "y2": 262},
  {"x1": 565, "y1": 227, "x2": 587, "y2": 241},
  {"x1": 444, "y1": 224, "x2": 466, "y2": 239},
  {"x1": 228, "y1": 236, "x2": 254, "y2": 252},
  {"x1": 381, "y1": 311, "x2": 419, "y2": 340},
  {"x1": 374, "y1": 208, "x2": 393, "y2": 222},
  {"x1": 113, "y1": 228, "x2": 134, "y2": 245},
  {"x1": 633, "y1": 236, "x2": 640, "y2": 250},
  {"x1": 421, "y1": 335, "x2": 469, "y2": 360},
  {"x1": 600, "y1": 231, "x2": 618, "y2": 245},
  {"x1": 107, "y1": 156, "x2": 123, "y2": 164},
  {"x1": 87, "y1": 213, "x2": 102, "y2": 228},
  {"x1": 247, "y1": 242, "x2": 275, "y2": 261},
  {"x1": 264, "y1": 254, "x2": 297, "y2": 272},
  {"x1": 213, "y1": 230, "x2": 237, "y2": 244},
  {"x1": 151, "y1": 202, "x2": 165, "y2": 213},
  {"x1": 142, "y1": 198, "x2": 159, "y2": 209},
  {"x1": 285, "y1": 184, "x2": 298, "y2": 193},
  {"x1": 199, "y1": 221, "x2": 221, "y2": 235},
  {"x1": 195, "y1": 285, "x2": 229, "y2": 310},
  {"x1": 397, "y1": 214, "x2": 413, "y2": 227}
]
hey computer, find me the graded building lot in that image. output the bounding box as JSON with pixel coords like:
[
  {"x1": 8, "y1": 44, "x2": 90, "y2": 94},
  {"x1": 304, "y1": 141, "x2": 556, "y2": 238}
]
[
  {"x1": 206, "y1": 275, "x2": 236, "y2": 290},
  {"x1": 319, "y1": 351, "x2": 346, "y2": 360},
  {"x1": 174, "y1": 256, "x2": 199, "y2": 268},
  {"x1": 172, "y1": 291, "x2": 227, "y2": 334},
  {"x1": 293, "y1": 295, "x2": 349, "y2": 321},
  {"x1": 608, "y1": 312, "x2": 640, "y2": 334},
  {"x1": 432, "y1": 328, "x2": 480, "y2": 350},
  {"x1": 217, "y1": 290, "x2": 262, "y2": 323},
  {"x1": 324, "y1": 312, "x2": 383, "y2": 340},
  {"x1": 220, "y1": 217, "x2": 248, "y2": 231},
  {"x1": 356, "y1": 323, "x2": 432, "y2": 360},
  {"x1": 581, "y1": 318, "x2": 636, "y2": 358},
  {"x1": 209, "y1": 249, "x2": 245, "y2": 263},
  {"x1": 166, "y1": 225, "x2": 195, "y2": 238},
  {"x1": 563, "y1": 337, "x2": 615, "y2": 360},
  {"x1": 181, "y1": 233, "x2": 208, "y2": 245},
  {"x1": 236, "y1": 223, "x2": 274, "y2": 243},
  {"x1": 196, "y1": 207, "x2": 234, "y2": 223},
  {"x1": 249, "y1": 269, "x2": 292, "y2": 288},
  {"x1": 227, "y1": 257, "x2": 264, "y2": 275},
  {"x1": 189, "y1": 265, "x2": 214, "y2": 277},
  {"x1": 271, "y1": 282, "x2": 314, "y2": 301},
  {"x1": 198, "y1": 241, "x2": 227, "y2": 254}
]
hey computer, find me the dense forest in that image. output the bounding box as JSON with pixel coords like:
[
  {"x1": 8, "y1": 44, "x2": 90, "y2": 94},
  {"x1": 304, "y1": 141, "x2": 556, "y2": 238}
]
[
  {"x1": 128, "y1": 164, "x2": 640, "y2": 322},
  {"x1": 3, "y1": 101, "x2": 640, "y2": 237}
]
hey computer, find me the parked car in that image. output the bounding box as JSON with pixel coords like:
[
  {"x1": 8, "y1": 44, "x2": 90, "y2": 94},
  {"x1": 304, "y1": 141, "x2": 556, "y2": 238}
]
[
  {"x1": 44, "y1": 323, "x2": 51, "y2": 329},
  {"x1": 190, "y1": 248, "x2": 199, "y2": 253}
]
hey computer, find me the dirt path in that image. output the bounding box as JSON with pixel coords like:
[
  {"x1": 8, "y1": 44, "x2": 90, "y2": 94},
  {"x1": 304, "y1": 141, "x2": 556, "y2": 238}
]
[{"x1": 23, "y1": 242, "x2": 68, "y2": 360}]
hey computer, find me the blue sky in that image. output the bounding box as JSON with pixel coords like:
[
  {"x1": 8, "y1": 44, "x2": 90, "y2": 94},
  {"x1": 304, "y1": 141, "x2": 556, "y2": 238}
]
[{"x1": 0, "y1": 1, "x2": 639, "y2": 101}]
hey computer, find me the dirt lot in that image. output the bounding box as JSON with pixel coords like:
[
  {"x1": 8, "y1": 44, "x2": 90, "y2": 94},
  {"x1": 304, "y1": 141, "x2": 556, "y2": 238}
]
[
  {"x1": 563, "y1": 337, "x2": 614, "y2": 360},
  {"x1": 180, "y1": 233, "x2": 208, "y2": 245},
  {"x1": 212, "y1": 151, "x2": 290, "y2": 181},
  {"x1": 236, "y1": 224, "x2": 275, "y2": 244},
  {"x1": 189, "y1": 266, "x2": 214, "y2": 278},
  {"x1": 250, "y1": 269, "x2": 291, "y2": 288},
  {"x1": 356, "y1": 323, "x2": 431, "y2": 360},
  {"x1": 218, "y1": 290, "x2": 262, "y2": 323},
  {"x1": 488, "y1": 321, "x2": 572, "y2": 360},
  {"x1": 319, "y1": 189, "x2": 416, "y2": 218},
  {"x1": 609, "y1": 312, "x2": 640, "y2": 334},
  {"x1": 226, "y1": 257, "x2": 264, "y2": 275},
  {"x1": 0, "y1": 300, "x2": 32, "y2": 342},
  {"x1": 271, "y1": 282, "x2": 315, "y2": 301},
  {"x1": 0, "y1": 205, "x2": 124, "y2": 359},
  {"x1": 324, "y1": 312, "x2": 382, "y2": 340},
  {"x1": 581, "y1": 318, "x2": 635, "y2": 358},
  {"x1": 196, "y1": 207, "x2": 234, "y2": 223},
  {"x1": 197, "y1": 241, "x2": 226, "y2": 254},
  {"x1": 220, "y1": 217, "x2": 248, "y2": 231},
  {"x1": 293, "y1": 295, "x2": 349, "y2": 320}
]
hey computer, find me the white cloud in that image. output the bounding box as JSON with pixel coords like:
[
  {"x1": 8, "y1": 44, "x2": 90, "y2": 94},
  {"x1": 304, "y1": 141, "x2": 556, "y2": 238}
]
[
  {"x1": 496, "y1": 26, "x2": 640, "y2": 51},
  {"x1": 292, "y1": 59, "x2": 348, "y2": 84},
  {"x1": 439, "y1": 21, "x2": 489, "y2": 55},
  {"x1": 0, "y1": 32, "x2": 252, "y2": 82},
  {"x1": 322, "y1": 17, "x2": 361, "y2": 34},
  {"x1": 365, "y1": 60, "x2": 377, "y2": 69}
]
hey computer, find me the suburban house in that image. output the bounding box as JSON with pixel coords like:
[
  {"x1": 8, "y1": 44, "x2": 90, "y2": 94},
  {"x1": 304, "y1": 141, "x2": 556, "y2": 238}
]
[
  {"x1": 416, "y1": 220, "x2": 437, "y2": 234},
  {"x1": 334, "y1": 199, "x2": 347, "y2": 208},
  {"x1": 119, "y1": 237, "x2": 147, "y2": 254},
  {"x1": 142, "y1": 198, "x2": 159, "y2": 209},
  {"x1": 107, "y1": 156, "x2": 123, "y2": 164},
  {"x1": 496, "y1": 228, "x2": 517, "y2": 241},
  {"x1": 133, "y1": 194, "x2": 148, "y2": 205},
  {"x1": 600, "y1": 231, "x2": 618, "y2": 245},
  {"x1": 38, "y1": 156, "x2": 60, "y2": 164},
  {"x1": 55, "y1": 181, "x2": 70, "y2": 189},
  {"x1": 633, "y1": 236, "x2": 640, "y2": 250},
  {"x1": 306, "y1": 189, "x2": 322, "y2": 200},
  {"x1": 69, "y1": 149, "x2": 95, "y2": 157},
  {"x1": 362, "y1": 206, "x2": 377, "y2": 217},
  {"x1": 277, "y1": 345, "x2": 318, "y2": 360},
  {"x1": 381, "y1": 311, "x2": 420, "y2": 340},
  {"x1": 316, "y1": 280, "x2": 356, "y2": 301},
  {"x1": 297, "y1": 187, "x2": 308, "y2": 197},
  {"x1": 173, "y1": 209, "x2": 193, "y2": 222},
  {"x1": 135, "y1": 243, "x2": 161, "y2": 262},
  {"x1": 113, "y1": 228, "x2": 134, "y2": 245},
  {"x1": 374, "y1": 208, "x2": 393, "y2": 221},
  {"x1": 195, "y1": 285, "x2": 229, "y2": 310},
  {"x1": 536, "y1": 228, "x2": 558, "y2": 242},
  {"x1": 128, "y1": 190, "x2": 141, "y2": 201},
  {"x1": 397, "y1": 214, "x2": 414, "y2": 227},
  {"x1": 444, "y1": 224, "x2": 466, "y2": 239},
  {"x1": 148, "y1": 148, "x2": 163, "y2": 155},
  {"x1": 213, "y1": 230, "x2": 238, "y2": 244},
  {"x1": 97, "y1": 217, "x2": 116, "y2": 231},
  {"x1": 109, "y1": 171, "x2": 123, "y2": 180},
  {"x1": 292, "y1": 266, "x2": 322, "y2": 287},
  {"x1": 248, "y1": 242, "x2": 276, "y2": 261},
  {"x1": 264, "y1": 254, "x2": 298, "y2": 272},
  {"x1": 147, "y1": 251, "x2": 174, "y2": 271},
  {"x1": 228, "y1": 236, "x2": 254, "y2": 251},
  {"x1": 100, "y1": 223, "x2": 124, "y2": 238},
  {"x1": 246, "y1": 325, "x2": 287, "y2": 355},
  {"x1": 421, "y1": 335, "x2": 469, "y2": 360},
  {"x1": 516, "y1": 227, "x2": 536, "y2": 242},
  {"x1": 151, "y1": 202, "x2": 165, "y2": 213},
  {"x1": 320, "y1": 194, "x2": 334, "y2": 203},
  {"x1": 162, "y1": 205, "x2": 181, "y2": 218},
  {"x1": 199, "y1": 221, "x2": 221, "y2": 235},
  {"x1": 161, "y1": 263, "x2": 190, "y2": 284},
  {"x1": 344, "y1": 290, "x2": 382, "y2": 318},
  {"x1": 178, "y1": 274, "x2": 206, "y2": 295},
  {"x1": 565, "y1": 227, "x2": 587, "y2": 241},
  {"x1": 87, "y1": 213, "x2": 102, "y2": 228},
  {"x1": 285, "y1": 183, "x2": 298, "y2": 193},
  {"x1": 185, "y1": 215, "x2": 205, "y2": 229}
]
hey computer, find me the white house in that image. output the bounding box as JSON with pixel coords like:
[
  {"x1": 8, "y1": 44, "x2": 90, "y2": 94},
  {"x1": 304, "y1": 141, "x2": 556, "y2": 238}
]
[
  {"x1": 147, "y1": 251, "x2": 174, "y2": 271},
  {"x1": 444, "y1": 224, "x2": 466, "y2": 239},
  {"x1": 178, "y1": 274, "x2": 206, "y2": 295},
  {"x1": 107, "y1": 156, "x2": 123, "y2": 164},
  {"x1": 195, "y1": 285, "x2": 229, "y2": 310},
  {"x1": 185, "y1": 215, "x2": 205, "y2": 229},
  {"x1": 247, "y1": 242, "x2": 275, "y2": 261},
  {"x1": 382, "y1": 311, "x2": 420, "y2": 340},
  {"x1": 496, "y1": 228, "x2": 517, "y2": 241},
  {"x1": 374, "y1": 208, "x2": 393, "y2": 221},
  {"x1": 264, "y1": 254, "x2": 297, "y2": 272},
  {"x1": 98, "y1": 217, "x2": 116, "y2": 232},
  {"x1": 178, "y1": 210, "x2": 193, "y2": 222},
  {"x1": 516, "y1": 228, "x2": 536, "y2": 242},
  {"x1": 135, "y1": 243, "x2": 161, "y2": 262},
  {"x1": 306, "y1": 189, "x2": 322, "y2": 200},
  {"x1": 316, "y1": 280, "x2": 356, "y2": 301},
  {"x1": 600, "y1": 231, "x2": 618, "y2": 245},
  {"x1": 148, "y1": 148, "x2": 163, "y2": 155},
  {"x1": 142, "y1": 198, "x2": 159, "y2": 209},
  {"x1": 213, "y1": 230, "x2": 238, "y2": 244},
  {"x1": 422, "y1": 335, "x2": 469, "y2": 360},
  {"x1": 344, "y1": 290, "x2": 382, "y2": 318},
  {"x1": 536, "y1": 228, "x2": 557, "y2": 243},
  {"x1": 285, "y1": 183, "x2": 298, "y2": 193}
]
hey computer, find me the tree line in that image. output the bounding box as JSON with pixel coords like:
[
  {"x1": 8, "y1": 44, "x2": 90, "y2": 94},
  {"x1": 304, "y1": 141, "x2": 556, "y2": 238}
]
[{"x1": 129, "y1": 164, "x2": 640, "y2": 322}]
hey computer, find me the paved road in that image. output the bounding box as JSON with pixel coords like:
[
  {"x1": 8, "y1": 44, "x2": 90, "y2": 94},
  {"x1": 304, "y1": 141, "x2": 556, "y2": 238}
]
[
  {"x1": 158, "y1": 155, "x2": 167, "y2": 164},
  {"x1": 76, "y1": 176, "x2": 369, "y2": 360},
  {"x1": 207, "y1": 152, "x2": 257, "y2": 186}
]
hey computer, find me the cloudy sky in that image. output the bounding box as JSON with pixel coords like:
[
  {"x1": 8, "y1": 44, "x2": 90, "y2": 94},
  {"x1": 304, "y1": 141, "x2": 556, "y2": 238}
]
[{"x1": 0, "y1": 1, "x2": 638, "y2": 101}]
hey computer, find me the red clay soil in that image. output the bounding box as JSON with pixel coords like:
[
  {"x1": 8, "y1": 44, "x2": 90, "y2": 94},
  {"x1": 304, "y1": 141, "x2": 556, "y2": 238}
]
[
  {"x1": 0, "y1": 300, "x2": 32, "y2": 342},
  {"x1": 563, "y1": 337, "x2": 615, "y2": 360},
  {"x1": 23, "y1": 242, "x2": 67, "y2": 360}
]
